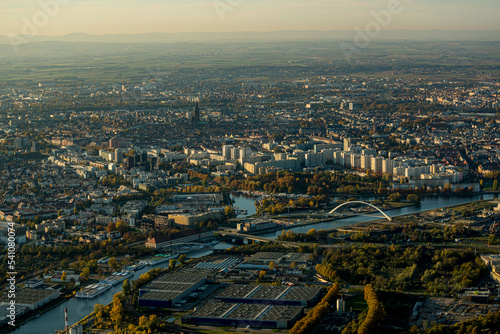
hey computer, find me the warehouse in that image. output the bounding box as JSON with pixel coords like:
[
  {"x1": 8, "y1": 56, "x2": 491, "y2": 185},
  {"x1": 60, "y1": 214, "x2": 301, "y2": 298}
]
[
  {"x1": 185, "y1": 302, "x2": 303, "y2": 329},
  {"x1": 462, "y1": 290, "x2": 491, "y2": 304},
  {"x1": 0, "y1": 288, "x2": 60, "y2": 311},
  {"x1": 138, "y1": 273, "x2": 206, "y2": 308},
  {"x1": 214, "y1": 284, "x2": 321, "y2": 307}
]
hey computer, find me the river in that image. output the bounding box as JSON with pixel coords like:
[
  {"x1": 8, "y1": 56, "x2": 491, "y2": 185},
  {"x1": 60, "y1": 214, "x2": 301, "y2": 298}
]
[
  {"x1": 231, "y1": 193, "x2": 260, "y2": 217},
  {"x1": 254, "y1": 194, "x2": 497, "y2": 239}
]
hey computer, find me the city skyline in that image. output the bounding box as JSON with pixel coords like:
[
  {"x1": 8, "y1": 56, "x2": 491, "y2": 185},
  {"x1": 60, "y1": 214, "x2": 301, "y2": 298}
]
[{"x1": 1, "y1": 0, "x2": 499, "y2": 36}]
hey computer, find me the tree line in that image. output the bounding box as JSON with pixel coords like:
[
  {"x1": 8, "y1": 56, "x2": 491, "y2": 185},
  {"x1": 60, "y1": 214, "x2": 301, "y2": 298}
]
[{"x1": 289, "y1": 283, "x2": 341, "y2": 334}]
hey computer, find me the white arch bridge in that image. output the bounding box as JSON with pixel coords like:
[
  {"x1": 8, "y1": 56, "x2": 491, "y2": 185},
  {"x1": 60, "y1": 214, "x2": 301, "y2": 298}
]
[{"x1": 327, "y1": 201, "x2": 392, "y2": 221}]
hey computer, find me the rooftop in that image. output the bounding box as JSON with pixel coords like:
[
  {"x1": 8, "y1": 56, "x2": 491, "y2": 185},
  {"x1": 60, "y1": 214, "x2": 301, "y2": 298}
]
[
  {"x1": 154, "y1": 273, "x2": 206, "y2": 284},
  {"x1": 247, "y1": 252, "x2": 286, "y2": 263},
  {"x1": 0, "y1": 288, "x2": 58, "y2": 306},
  {"x1": 216, "y1": 284, "x2": 256, "y2": 299},
  {"x1": 216, "y1": 284, "x2": 321, "y2": 303},
  {"x1": 139, "y1": 291, "x2": 182, "y2": 302},
  {"x1": 190, "y1": 302, "x2": 303, "y2": 322}
]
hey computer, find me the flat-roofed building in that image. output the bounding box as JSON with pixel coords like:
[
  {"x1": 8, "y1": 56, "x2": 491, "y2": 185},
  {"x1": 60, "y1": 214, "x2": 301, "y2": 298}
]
[
  {"x1": 138, "y1": 273, "x2": 206, "y2": 308},
  {"x1": 481, "y1": 254, "x2": 500, "y2": 270},
  {"x1": 0, "y1": 288, "x2": 60, "y2": 311},
  {"x1": 246, "y1": 252, "x2": 286, "y2": 265},
  {"x1": 214, "y1": 284, "x2": 321, "y2": 307},
  {"x1": 462, "y1": 290, "x2": 490, "y2": 304},
  {"x1": 145, "y1": 228, "x2": 214, "y2": 249},
  {"x1": 185, "y1": 302, "x2": 303, "y2": 329}
]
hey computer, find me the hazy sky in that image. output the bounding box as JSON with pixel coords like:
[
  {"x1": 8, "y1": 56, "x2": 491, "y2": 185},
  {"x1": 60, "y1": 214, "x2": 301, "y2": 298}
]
[{"x1": 1, "y1": 0, "x2": 499, "y2": 36}]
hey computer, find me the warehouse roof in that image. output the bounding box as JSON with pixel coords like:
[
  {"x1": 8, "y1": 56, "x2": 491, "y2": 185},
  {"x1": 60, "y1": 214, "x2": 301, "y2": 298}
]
[
  {"x1": 190, "y1": 302, "x2": 303, "y2": 322},
  {"x1": 215, "y1": 284, "x2": 321, "y2": 303},
  {"x1": 0, "y1": 288, "x2": 59, "y2": 306}
]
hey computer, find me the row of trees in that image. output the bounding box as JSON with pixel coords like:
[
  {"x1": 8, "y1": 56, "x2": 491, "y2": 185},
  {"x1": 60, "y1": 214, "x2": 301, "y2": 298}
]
[
  {"x1": 278, "y1": 229, "x2": 330, "y2": 243},
  {"x1": 289, "y1": 283, "x2": 340, "y2": 334},
  {"x1": 341, "y1": 285, "x2": 385, "y2": 334},
  {"x1": 388, "y1": 192, "x2": 421, "y2": 203},
  {"x1": 216, "y1": 171, "x2": 391, "y2": 196}
]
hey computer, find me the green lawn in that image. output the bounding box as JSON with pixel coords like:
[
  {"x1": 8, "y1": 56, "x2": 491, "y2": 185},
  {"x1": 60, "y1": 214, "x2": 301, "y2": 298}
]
[{"x1": 346, "y1": 295, "x2": 368, "y2": 313}]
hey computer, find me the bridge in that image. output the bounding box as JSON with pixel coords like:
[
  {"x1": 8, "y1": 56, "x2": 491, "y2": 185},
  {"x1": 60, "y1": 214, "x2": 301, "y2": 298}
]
[
  {"x1": 160, "y1": 242, "x2": 212, "y2": 249},
  {"x1": 328, "y1": 201, "x2": 392, "y2": 221}
]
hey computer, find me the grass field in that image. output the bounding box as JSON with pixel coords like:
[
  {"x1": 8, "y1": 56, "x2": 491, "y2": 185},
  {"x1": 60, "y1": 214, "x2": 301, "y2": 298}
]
[
  {"x1": 0, "y1": 40, "x2": 499, "y2": 83},
  {"x1": 346, "y1": 294, "x2": 368, "y2": 313}
]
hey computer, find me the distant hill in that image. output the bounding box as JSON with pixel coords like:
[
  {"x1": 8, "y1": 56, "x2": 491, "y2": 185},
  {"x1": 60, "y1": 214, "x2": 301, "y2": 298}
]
[{"x1": 1, "y1": 30, "x2": 500, "y2": 45}]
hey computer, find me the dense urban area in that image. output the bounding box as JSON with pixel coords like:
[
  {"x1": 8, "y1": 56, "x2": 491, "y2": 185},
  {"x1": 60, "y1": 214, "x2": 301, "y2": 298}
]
[{"x1": 1, "y1": 39, "x2": 500, "y2": 334}]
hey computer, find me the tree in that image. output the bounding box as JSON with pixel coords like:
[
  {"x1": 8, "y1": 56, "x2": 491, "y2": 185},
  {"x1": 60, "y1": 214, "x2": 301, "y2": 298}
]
[
  {"x1": 108, "y1": 257, "x2": 119, "y2": 271},
  {"x1": 122, "y1": 279, "x2": 131, "y2": 295},
  {"x1": 94, "y1": 304, "x2": 105, "y2": 326},
  {"x1": 61, "y1": 271, "x2": 67, "y2": 282},
  {"x1": 357, "y1": 284, "x2": 385, "y2": 334},
  {"x1": 169, "y1": 259, "x2": 177, "y2": 270},
  {"x1": 224, "y1": 206, "x2": 236, "y2": 218},
  {"x1": 106, "y1": 222, "x2": 117, "y2": 232},
  {"x1": 178, "y1": 254, "x2": 187, "y2": 265},
  {"x1": 110, "y1": 293, "x2": 124, "y2": 324},
  {"x1": 388, "y1": 192, "x2": 402, "y2": 202},
  {"x1": 258, "y1": 270, "x2": 267, "y2": 280},
  {"x1": 494, "y1": 180, "x2": 499, "y2": 191},
  {"x1": 407, "y1": 194, "x2": 421, "y2": 203},
  {"x1": 307, "y1": 229, "x2": 317, "y2": 235},
  {"x1": 60, "y1": 259, "x2": 70, "y2": 270},
  {"x1": 116, "y1": 221, "x2": 129, "y2": 234},
  {"x1": 268, "y1": 261, "x2": 277, "y2": 270},
  {"x1": 138, "y1": 316, "x2": 149, "y2": 329},
  {"x1": 80, "y1": 267, "x2": 91, "y2": 281},
  {"x1": 148, "y1": 314, "x2": 158, "y2": 330}
]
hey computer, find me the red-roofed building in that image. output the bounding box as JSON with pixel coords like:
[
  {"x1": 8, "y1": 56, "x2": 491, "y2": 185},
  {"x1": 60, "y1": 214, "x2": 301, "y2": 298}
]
[{"x1": 145, "y1": 228, "x2": 214, "y2": 249}]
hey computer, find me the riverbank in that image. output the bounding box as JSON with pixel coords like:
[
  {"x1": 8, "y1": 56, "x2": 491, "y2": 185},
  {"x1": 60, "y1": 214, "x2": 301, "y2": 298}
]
[
  {"x1": 251, "y1": 194, "x2": 496, "y2": 239},
  {"x1": 331, "y1": 198, "x2": 498, "y2": 234},
  {"x1": 1, "y1": 293, "x2": 73, "y2": 334},
  {"x1": 233, "y1": 189, "x2": 499, "y2": 199},
  {"x1": 238, "y1": 201, "x2": 417, "y2": 235}
]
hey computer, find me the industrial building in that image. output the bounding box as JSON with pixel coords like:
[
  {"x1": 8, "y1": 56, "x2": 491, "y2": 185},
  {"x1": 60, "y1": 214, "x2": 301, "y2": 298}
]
[
  {"x1": 462, "y1": 290, "x2": 491, "y2": 304},
  {"x1": 246, "y1": 252, "x2": 287, "y2": 265},
  {"x1": 236, "y1": 219, "x2": 277, "y2": 233},
  {"x1": 138, "y1": 273, "x2": 206, "y2": 308},
  {"x1": 0, "y1": 288, "x2": 60, "y2": 311},
  {"x1": 145, "y1": 228, "x2": 214, "y2": 249},
  {"x1": 214, "y1": 284, "x2": 321, "y2": 307},
  {"x1": 185, "y1": 302, "x2": 303, "y2": 329}
]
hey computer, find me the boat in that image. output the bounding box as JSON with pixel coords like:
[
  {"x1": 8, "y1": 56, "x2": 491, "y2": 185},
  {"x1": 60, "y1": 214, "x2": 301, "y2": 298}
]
[
  {"x1": 126, "y1": 262, "x2": 146, "y2": 272},
  {"x1": 99, "y1": 271, "x2": 134, "y2": 285},
  {"x1": 179, "y1": 244, "x2": 204, "y2": 253},
  {"x1": 76, "y1": 283, "x2": 111, "y2": 298},
  {"x1": 205, "y1": 240, "x2": 219, "y2": 246},
  {"x1": 141, "y1": 253, "x2": 178, "y2": 266}
]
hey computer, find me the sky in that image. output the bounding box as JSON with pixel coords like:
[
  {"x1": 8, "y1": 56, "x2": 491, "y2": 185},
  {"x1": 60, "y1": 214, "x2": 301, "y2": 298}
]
[{"x1": 1, "y1": 0, "x2": 499, "y2": 36}]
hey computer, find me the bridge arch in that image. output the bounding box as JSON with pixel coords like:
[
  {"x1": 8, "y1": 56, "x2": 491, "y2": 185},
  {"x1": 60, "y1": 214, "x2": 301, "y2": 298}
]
[{"x1": 328, "y1": 201, "x2": 392, "y2": 221}]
